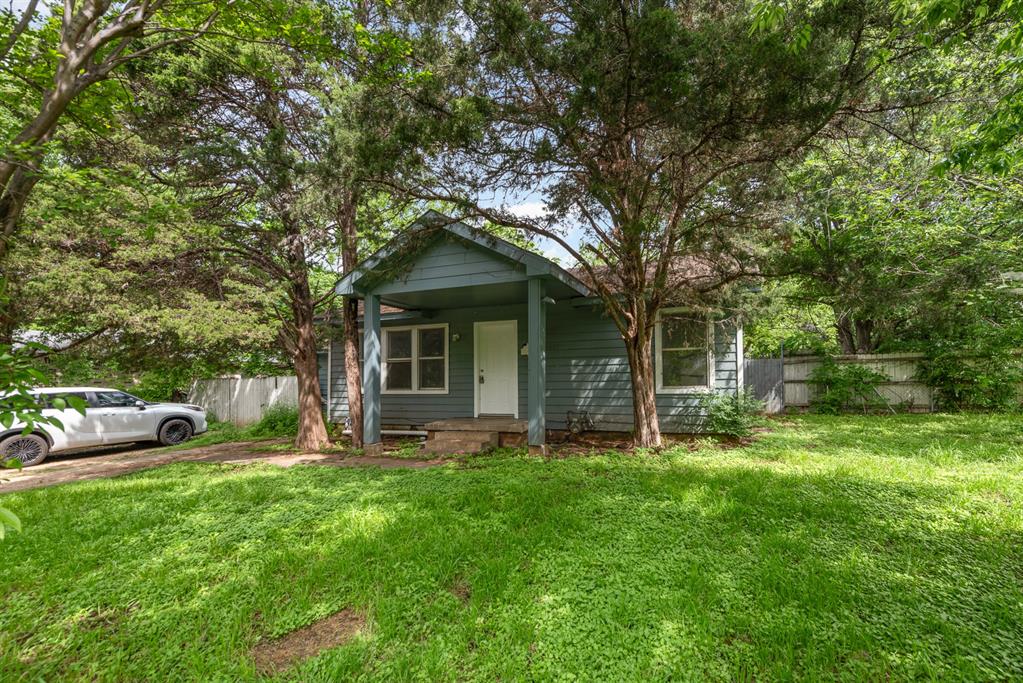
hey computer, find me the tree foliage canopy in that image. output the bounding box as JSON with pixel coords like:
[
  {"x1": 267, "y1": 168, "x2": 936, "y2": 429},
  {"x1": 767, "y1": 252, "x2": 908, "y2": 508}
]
[{"x1": 777, "y1": 133, "x2": 1023, "y2": 354}]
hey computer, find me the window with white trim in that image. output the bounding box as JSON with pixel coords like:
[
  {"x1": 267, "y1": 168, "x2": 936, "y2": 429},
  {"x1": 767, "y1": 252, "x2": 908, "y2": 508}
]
[
  {"x1": 383, "y1": 324, "x2": 449, "y2": 393},
  {"x1": 655, "y1": 311, "x2": 713, "y2": 392}
]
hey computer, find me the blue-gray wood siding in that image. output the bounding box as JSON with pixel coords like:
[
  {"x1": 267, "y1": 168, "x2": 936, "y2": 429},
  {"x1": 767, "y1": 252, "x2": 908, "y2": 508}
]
[
  {"x1": 316, "y1": 351, "x2": 329, "y2": 412},
  {"x1": 319, "y1": 301, "x2": 740, "y2": 433},
  {"x1": 369, "y1": 237, "x2": 527, "y2": 296}
]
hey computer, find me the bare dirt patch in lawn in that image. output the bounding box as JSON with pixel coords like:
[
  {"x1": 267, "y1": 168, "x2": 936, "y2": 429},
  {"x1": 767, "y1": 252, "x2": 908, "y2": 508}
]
[
  {"x1": 450, "y1": 576, "x2": 472, "y2": 604},
  {"x1": 2, "y1": 441, "x2": 451, "y2": 492},
  {"x1": 546, "y1": 430, "x2": 755, "y2": 455},
  {"x1": 1, "y1": 441, "x2": 286, "y2": 493},
  {"x1": 72, "y1": 603, "x2": 138, "y2": 631},
  {"x1": 251, "y1": 609, "x2": 365, "y2": 674},
  {"x1": 547, "y1": 430, "x2": 635, "y2": 454},
  {"x1": 324, "y1": 455, "x2": 452, "y2": 469}
]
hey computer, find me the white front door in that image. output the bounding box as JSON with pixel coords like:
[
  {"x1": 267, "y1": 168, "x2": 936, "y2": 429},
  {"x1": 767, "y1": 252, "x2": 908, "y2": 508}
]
[{"x1": 475, "y1": 320, "x2": 518, "y2": 417}]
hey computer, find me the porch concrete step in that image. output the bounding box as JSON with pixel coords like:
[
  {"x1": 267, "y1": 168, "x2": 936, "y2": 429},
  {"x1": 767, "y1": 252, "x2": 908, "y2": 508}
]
[
  {"x1": 428, "y1": 430, "x2": 500, "y2": 443},
  {"x1": 422, "y1": 430, "x2": 499, "y2": 454}
]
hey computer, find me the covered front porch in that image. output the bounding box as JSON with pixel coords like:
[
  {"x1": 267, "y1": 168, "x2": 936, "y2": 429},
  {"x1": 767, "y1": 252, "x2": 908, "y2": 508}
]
[{"x1": 333, "y1": 212, "x2": 591, "y2": 455}]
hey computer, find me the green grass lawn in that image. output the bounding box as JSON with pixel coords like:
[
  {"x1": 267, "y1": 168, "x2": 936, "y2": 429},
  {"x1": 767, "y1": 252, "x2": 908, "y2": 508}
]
[{"x1": 1, "y1": 414, "x2": 1022, "y2": 681}]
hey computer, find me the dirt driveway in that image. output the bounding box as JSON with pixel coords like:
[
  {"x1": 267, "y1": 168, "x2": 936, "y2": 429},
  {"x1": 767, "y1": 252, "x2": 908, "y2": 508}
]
[{"x1": 1, "y1": 440, "x2": 448, "y2": 494}]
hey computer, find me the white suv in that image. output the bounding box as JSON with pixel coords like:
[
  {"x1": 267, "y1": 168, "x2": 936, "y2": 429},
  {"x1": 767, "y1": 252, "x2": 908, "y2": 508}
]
[{"x1": 0, "y1": 387, "x2": 208, "y2": 466}]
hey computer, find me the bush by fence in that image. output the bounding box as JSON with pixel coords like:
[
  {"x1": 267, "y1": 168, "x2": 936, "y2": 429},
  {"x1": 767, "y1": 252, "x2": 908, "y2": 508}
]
[
  {"x1": 783, "y1": 352, "x2": 1022, "y2": 412},
  {"x1": 784, "y1": 353, "x2": 932, "y2": 412}
]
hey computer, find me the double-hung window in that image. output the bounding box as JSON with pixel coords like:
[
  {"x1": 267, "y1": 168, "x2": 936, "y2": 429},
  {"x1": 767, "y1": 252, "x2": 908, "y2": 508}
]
[
  {"x1": 655, "y1": 310, "x2": 713, "y2": 392},
  {"x1": 383, "y1": 324, "x2": 449, "y2": 393}
]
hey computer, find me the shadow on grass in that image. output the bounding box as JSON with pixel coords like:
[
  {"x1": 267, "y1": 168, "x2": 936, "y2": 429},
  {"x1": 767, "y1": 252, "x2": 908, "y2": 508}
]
[{"x1": 0, "y1": 444, "x2": 1020, "y2": 681}]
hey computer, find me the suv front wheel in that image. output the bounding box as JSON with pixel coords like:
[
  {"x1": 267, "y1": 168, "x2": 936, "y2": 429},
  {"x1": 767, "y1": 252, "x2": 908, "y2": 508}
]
[
  {"x1": 158, "y1": 419, "x2": 194, "y2": 446},
  {"x1": 1, "y1": 434, "x2": 49, "y2": 467}
]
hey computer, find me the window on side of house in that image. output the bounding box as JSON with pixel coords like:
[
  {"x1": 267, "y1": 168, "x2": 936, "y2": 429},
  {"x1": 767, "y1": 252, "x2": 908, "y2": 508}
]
[
  {"x1": 656, "y1": 311, "x2": 712, "y2": 392},
  {"x1": 417, "y1": 327, "x2": 446, "y2": 390},
  {"x1": 383, "y1": 324, "x2": 448, "y2": 393}
]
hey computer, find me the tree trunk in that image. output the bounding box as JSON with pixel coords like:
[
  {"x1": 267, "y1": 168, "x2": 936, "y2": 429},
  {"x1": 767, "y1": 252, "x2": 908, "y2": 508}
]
[
  {"x1": 283, "y1": 220, "x2": 330, "y2": 452},
  {"x1": 594, "y1": 255, "x2": 662, "y2": 448},
  {"x1": 337, "y1": 189, "x2": 363, "y2": 446},
  {"x1": 836, "y1": 312, "x2": 878, "y2": 354},
  {"x1": 0, "y1": 161, "x2": 45, "y2": 263},
  {"x1": 0, "y1": 63, "x2": 81, "y2": 261},
  {"x1": 0, "y1": 274, "x2": 16, "y2": 345},
  {"x1": 836, "y1": 313, "x2": 857, "y2": 354},
  {"x1": 341, "y1": 295, "x2": 363, "y2": 446},
  {"x1": 292, "y1": 303, "x2": 330, "y2": 451},
  {"x1": 623, "y1": 324, "x2": 662, "y2": 448},
  {"x1": 854, "y1": 318, "x2": 875, "y2": 353}
]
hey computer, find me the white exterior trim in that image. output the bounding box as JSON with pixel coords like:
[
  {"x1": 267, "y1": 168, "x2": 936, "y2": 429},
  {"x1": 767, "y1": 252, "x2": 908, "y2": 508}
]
[
  {"x1": 736, "y1": 322, "x2": 744, "y2": 392},
  {"x1": 381, "y1": 323, "x2": 449, "y2": 395},
  {"x1": 654, "y1": 310, "x2": 715, "y2": 394},
  {"x1": 473, "y1": 320, "x2": 520, "y2": 418},
  {"x1": 325, "y1": 339, "x2": 332, "y2": 411}
]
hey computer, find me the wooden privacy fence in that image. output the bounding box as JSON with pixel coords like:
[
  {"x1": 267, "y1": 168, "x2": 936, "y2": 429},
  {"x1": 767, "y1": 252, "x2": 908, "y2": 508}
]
[
  {"x1": 744, "y1": 358, "x2": 785, "y2": 413},
  {"x1": 188, "y1": 376, "x2": 298, "y2": 425},
  {"x1": 783, "y1": 353, "x2": 933, "y2": 412}
]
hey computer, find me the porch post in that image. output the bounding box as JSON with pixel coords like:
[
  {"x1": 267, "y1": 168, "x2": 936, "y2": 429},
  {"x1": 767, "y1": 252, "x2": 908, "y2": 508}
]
[
  {"x1": 363, "y1": 292, "x2": 382, "y2": 451},
  {"x1": 527, "y1": 277, "x2": 547, "y2": 453}
]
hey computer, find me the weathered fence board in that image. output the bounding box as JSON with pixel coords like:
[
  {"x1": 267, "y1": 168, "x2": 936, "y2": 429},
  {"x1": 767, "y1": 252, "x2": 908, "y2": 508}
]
[
  {"x1": 188, "y1": 376, "x2": 298, "y2": 425},
  {"x1": 744, "y1": 358, "x2": 785, "y2": 413},
  {"x1": 783, "y1": 353, "x2": 933, "y2": 412}
]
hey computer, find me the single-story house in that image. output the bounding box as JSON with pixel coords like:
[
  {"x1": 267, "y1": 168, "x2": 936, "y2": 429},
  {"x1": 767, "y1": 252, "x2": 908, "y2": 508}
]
[{"x1": 320, "y1": 211, "x2": 744, "y2": 453}]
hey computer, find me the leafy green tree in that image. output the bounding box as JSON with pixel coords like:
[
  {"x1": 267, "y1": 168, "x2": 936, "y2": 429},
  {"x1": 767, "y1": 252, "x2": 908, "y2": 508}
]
[
  {"x1": 743, "y1": 281, "x2": 838, "y2": 357},
  {"x1": 436, "y1": 0, "x2": 915, "y2": 446},
  {"x1": 0, "y1": 2, "x2": 261, "y2": 412},
  {"x1": 4, "y1": 155, "x2": 280, "y2": 354},
  {"x1": 308, "y1": 0, "x2": 466, "y2": 446},
  {"x1": 0, "y1": 0, "x2": 237, "y2": 262},
  {"x1": 128, "y1": 26, "x2": 341, "y2": 449},
  {"x1": 777, "y1": 132, "x2": 1023, "y2": 355},
  {"x1": 904, "y1": 0, "x2": 1023, "y2": 172},
  {"x1": 127, "y1": 0, "x2": 474, "y2": 448},
  {"x1": 120, "y1": 1, "x2": 449, "y2": 449},
  {"x1": 752, "y1": 0, "x2": 1019, "y2": 171},
  {"x1": 4, "y1": 1, "x2": 464, "y2": 448}
]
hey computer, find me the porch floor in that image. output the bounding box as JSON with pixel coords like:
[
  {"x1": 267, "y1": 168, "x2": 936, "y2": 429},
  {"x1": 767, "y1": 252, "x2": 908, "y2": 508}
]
[{"x1": 424, "y1": 417, "x2": 527, "y2": 433}]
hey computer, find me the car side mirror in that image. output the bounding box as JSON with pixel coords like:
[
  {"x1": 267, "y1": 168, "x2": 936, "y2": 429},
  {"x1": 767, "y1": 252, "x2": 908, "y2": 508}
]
[{"x1": 135, "y1": 400, "x2": 146, "y2": 410}]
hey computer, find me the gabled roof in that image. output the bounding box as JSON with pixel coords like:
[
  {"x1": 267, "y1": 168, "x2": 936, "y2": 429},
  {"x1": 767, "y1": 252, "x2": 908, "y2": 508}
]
[{"x1": 335, "y1": 210, "x2": 590, "y2": 298}]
